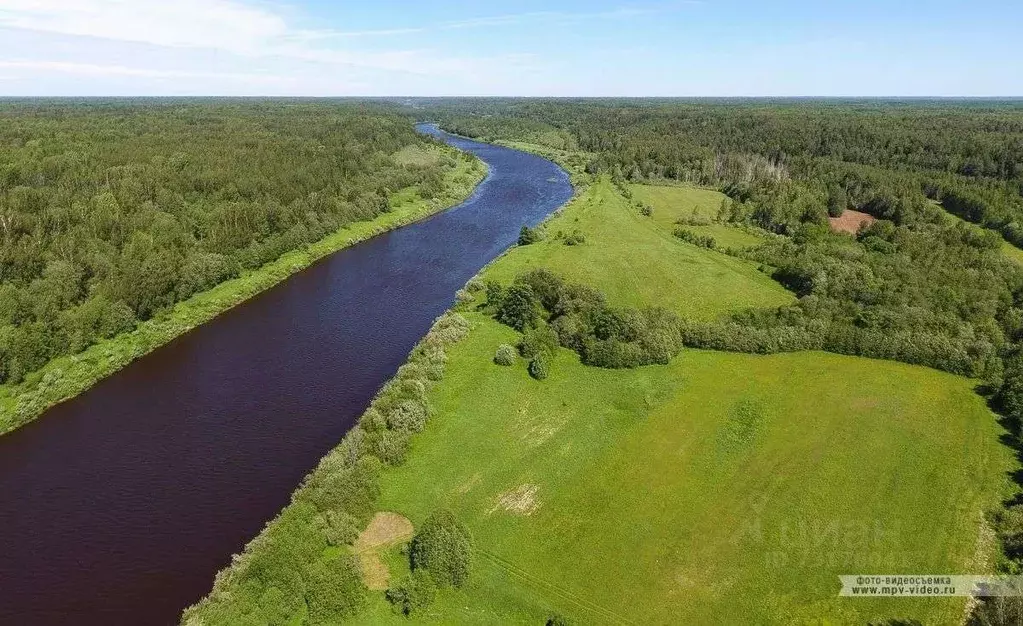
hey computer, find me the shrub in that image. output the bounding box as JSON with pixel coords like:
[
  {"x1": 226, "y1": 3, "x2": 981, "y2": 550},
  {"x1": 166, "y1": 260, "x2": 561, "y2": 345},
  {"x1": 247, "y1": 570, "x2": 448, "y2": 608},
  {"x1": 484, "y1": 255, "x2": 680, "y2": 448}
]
[
  {"x1": 304, "y1": 554, "x2": 367, "y2": 625},
  {"x1": 640, "y1": 204, "x2": 653, "y2": 217},
  {"x1": 564, "y1": 230, "x2": 586, "y2": 245},
  {"x1": 409, "y1": 509, "x2": 474, "y2": 588},
  {"x1": 515, "y1": 268, "x2": 565, "y2": 311},
  {"x1": 674, "y1": 227, "x2": 716, "y2": 248},
  {"x1": 583, "y1": 338, "x2": 644, "y2": 369},
  {"x1": 529, "y1": 352, "x2": 551, "y2": 380},
  {"x1": 497, "y1": 284, "x2": 540, "y2": 331},
  {"x1": 827, "y1": 184, "x2": 847, "y2": 218},
  {"x1": 519, "y1": 323, "x2": 560, "y2": 359},
  {"x1": 385, "y1": 399, "x2": 429, "y2": 434},
  {"x1": 518, "y1": 225, "x2": 542, "y2": 245},
  {"x1": 303, "y1": 455, "x2": 381, "y2": 521},
  {"x1": 374, "y1": 429, "x2": 411, "y2": 465},
  {"x1": 547, "y1": 614, "x2": 574, "y2": 626},
  {"x1": 312, "y1": 509, "x2": 360, "y2": 546},
  {"x1": 494, "y1": 344, "x2": 516, "y2": 366},
  {"x1": 484, "y1": 280, "x2": 505, "y2": 310},
  {"x1": 385, "y1": 570, "x2": 438, "y2": 616}
]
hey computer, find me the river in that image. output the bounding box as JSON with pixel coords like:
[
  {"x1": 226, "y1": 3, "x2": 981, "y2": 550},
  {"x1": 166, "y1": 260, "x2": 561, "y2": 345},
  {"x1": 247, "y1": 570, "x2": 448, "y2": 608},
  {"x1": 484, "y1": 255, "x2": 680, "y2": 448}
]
[{"x1": 0, "y1": 125, "x2": 573, "y2": 625}]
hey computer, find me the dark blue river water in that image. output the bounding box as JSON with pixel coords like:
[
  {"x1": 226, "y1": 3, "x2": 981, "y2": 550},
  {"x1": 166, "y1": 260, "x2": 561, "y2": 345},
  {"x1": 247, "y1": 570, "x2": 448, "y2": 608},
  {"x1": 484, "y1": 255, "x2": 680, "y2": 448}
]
[{"x1": 0, "y1": 125, "x2": 572, "y2": 625}]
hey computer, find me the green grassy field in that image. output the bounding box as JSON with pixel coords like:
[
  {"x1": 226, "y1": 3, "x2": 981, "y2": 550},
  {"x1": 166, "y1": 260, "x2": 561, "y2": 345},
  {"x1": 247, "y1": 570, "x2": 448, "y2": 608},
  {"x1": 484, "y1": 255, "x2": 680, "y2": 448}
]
[
  {"x1": 484, "y1": 179, "x2": 792, "y2": 320},
  {"x1": 360, "y1": 312, "x2": 1011, "y2": 625},
  {"x1": 628, "y1": 183, "x2": 769, "y2": 250},
  {"x1": 348, "y1": 179, "x2": 1011, "y2": 624}
]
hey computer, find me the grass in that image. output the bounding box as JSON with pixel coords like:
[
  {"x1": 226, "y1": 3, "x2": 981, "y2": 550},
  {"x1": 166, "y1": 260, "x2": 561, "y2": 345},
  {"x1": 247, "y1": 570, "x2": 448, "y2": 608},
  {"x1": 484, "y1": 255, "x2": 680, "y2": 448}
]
[
  {"x1": 0, "y1": 148, "x2": 486, "y2": 436},
  {"x1": 629, "y1": 183, "x2": 770, "y2": 250},
  {"x1": 484, "y1": 178, "x2": 792, "y2": 320},
  {"x1": 392, "y1": 145, "x2": 444, "y2": 167},
  {"x1": 363, "y1": 312, "x2": 1012, "y2": 625}
]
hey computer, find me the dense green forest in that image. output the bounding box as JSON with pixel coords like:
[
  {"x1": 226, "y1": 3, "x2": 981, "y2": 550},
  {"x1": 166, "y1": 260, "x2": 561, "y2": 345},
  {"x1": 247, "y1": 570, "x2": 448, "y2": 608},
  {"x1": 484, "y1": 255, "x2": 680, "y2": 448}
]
[{"x1": 0, "y1": 101, "x2": 460, "y2": 386}]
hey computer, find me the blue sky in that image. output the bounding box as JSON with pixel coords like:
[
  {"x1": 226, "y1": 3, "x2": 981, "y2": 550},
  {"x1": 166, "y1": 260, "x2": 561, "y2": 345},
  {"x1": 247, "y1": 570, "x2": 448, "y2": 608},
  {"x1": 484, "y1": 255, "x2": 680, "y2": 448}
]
[{"x1": 0, "y1": 0, "x2": 1019, "y2": 96}]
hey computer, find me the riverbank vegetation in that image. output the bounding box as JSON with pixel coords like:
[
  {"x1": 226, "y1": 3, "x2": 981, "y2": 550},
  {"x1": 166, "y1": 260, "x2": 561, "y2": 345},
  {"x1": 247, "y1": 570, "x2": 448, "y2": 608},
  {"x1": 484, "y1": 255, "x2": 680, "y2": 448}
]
[{"x1": 0, "y1": 102, "x2": 485, "y2": 434}]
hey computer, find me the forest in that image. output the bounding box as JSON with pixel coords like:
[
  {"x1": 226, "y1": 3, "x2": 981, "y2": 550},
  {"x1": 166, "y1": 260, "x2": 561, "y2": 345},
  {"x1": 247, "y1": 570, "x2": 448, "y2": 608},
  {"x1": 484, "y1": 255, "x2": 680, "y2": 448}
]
[{"x1": 0, "y1": 100, "x2": 459, "y2": 386}]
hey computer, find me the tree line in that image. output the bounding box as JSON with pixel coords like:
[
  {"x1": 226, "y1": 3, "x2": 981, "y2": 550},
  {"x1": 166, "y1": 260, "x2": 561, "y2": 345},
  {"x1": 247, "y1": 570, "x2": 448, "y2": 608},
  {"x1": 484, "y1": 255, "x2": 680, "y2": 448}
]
[{"x1": 0, "y1": 101, "x2": 459, "y2": 385}]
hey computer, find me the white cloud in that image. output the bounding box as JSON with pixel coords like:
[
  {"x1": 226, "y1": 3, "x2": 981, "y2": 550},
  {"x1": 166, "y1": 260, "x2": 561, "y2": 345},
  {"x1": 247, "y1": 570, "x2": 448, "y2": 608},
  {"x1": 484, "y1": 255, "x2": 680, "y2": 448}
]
[
  {"x1": 0, "y1": 59, "x2": 292, "y2": 83},
  {"x1": 0, "y1": 0, "x2": 288, "y2": 54},
  {"x1": 0, "y1": 0, "x2": 695, "y2": 95},
  {"x1": 0, "y1": 0, "x2": 542, "y2": 88}
]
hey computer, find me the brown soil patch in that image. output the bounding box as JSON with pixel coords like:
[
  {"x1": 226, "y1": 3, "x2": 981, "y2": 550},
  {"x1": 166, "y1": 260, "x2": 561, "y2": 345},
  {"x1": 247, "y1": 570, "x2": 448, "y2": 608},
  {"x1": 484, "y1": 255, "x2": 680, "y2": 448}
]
[
  {"x1": 488, "y1": 484, "x2": 541, "y2": 516},
  {"x1": 828, "y1": 208, "x2": 876, "y2": 234},
  {"x1": 354, "y1": 512, "x2": 414, "y2": 590}
]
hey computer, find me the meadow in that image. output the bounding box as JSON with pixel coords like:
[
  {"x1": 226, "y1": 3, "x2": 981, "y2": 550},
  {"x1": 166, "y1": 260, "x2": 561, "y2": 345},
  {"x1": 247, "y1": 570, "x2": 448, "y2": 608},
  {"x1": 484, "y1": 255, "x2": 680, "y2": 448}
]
[
  {"x1": 628, "y1": 183, "x2": 769, "y2": 250},
  {"x1": 484, "y1": 178, "x2": 791, "y2": 320},
  {"x1": 363, "y1": 313, "x2": 1011, "y2": 624}
]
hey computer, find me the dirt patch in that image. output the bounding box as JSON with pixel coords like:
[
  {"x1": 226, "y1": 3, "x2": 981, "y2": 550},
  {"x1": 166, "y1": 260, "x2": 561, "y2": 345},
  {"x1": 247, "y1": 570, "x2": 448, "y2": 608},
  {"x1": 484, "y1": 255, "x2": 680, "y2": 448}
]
[
  {"x1": 354, "y1": 512, "x2": 414, "y2": 590},
  {"x1": 489, "y1": 484, "x2": 541, "y2": 516},
  {"x1": 828, "y1": 208, "x2": 876, "y2": 234}
]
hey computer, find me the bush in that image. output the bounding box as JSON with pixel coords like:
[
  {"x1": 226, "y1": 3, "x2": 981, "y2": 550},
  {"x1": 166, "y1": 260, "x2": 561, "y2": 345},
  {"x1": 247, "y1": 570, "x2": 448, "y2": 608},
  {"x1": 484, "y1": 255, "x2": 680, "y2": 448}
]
[
  {"x1": 564, "y1": 230, "x2": 586, "y2": 245},
  {"x1": 640, "y1": 204, "x2": 653, "y2": 217},
  {"x1": 518, "y1": 225, "x2": 541, "y2": 245},
  {"x1": 547, "y1": 614, "x2": 574, "y2": 626},
  {"x1": 374, "y1": 430, "x2": 411, "y2": 465},
  {"x1": 484, "y1": 280, "x2": 505, "y2": 310},
  {"x1": 494, "y1": 344, "x2": 517, "y2": 366},
  {"x1": 674, "y1": 227, "x2": 716, "y2": 248},
  {"x1": 385, "y1": 399, "x2": 429, "y2": 434},
  {"x1": 488, "y1": 272, "x2": 685, "y2": 372},
  {"x1": 409, "y1": 509, "x2": 474, "y2": 588},
  {"x1": 529, "y1": 352, "x2": 551, "y2": 380},
  {"x1": 304, "y1": 554, "x2": 367, "y2": 625},
  {"x1": 827, "y1": 184, "x2": 847, "y2": 218},
  {"x1": 519, "y1": 323, "x2": 560, "y2": 359},
  {"x1": 386, "y1": 569, "x2": 438, "y2": 616},
  {"x1": 496, "y1": 284, "x2": 540, "y2": 331},
  {"x1": 515, "y1": 268, "x2": 565, "y2": 311}
]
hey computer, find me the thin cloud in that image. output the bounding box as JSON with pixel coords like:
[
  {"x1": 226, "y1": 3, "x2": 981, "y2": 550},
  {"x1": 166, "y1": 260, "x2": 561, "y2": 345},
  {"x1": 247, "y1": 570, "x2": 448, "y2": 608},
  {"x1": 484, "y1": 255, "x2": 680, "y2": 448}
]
[
  {"x1": 303, "y1": 3, "x2": 699, "y2": 39},
  {"x1": 0, "y1": 0, "x2": 528, "y2": 78},
  {"x1": 0, "y1": 59, "x2": 292, "y2": 83}
]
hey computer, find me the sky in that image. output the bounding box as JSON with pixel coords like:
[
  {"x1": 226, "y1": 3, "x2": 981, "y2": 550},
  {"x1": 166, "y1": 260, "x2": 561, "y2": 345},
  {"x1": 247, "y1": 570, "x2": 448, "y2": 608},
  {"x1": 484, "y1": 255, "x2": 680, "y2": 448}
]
[{"x1": 0, "y1": 0, "x2": 1019, "y2": 97}]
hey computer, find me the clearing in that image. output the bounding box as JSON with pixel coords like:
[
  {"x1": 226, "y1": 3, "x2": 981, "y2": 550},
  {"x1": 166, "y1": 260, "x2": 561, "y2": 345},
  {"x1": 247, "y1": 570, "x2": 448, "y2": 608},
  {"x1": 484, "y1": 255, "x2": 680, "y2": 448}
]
[
  {"x1": 354, "y1": 512, "x2": 415, "y2": 591},
  {"x1": 828, "y1": 208, "x2": 876, "y2": 234},
  {"x1": 485, "y1": 178, "x2": 792, "y2": 320},
  {"x1": 629, "y1": 183, "x2": 769, "y2": 250}
]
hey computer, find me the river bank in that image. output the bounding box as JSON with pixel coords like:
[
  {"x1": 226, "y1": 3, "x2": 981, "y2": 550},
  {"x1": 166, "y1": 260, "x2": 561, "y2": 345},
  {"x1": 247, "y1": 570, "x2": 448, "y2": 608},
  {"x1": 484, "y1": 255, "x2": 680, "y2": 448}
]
[{"x1": 0, "y1": 145, "x2": 486, "y2": 436}]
